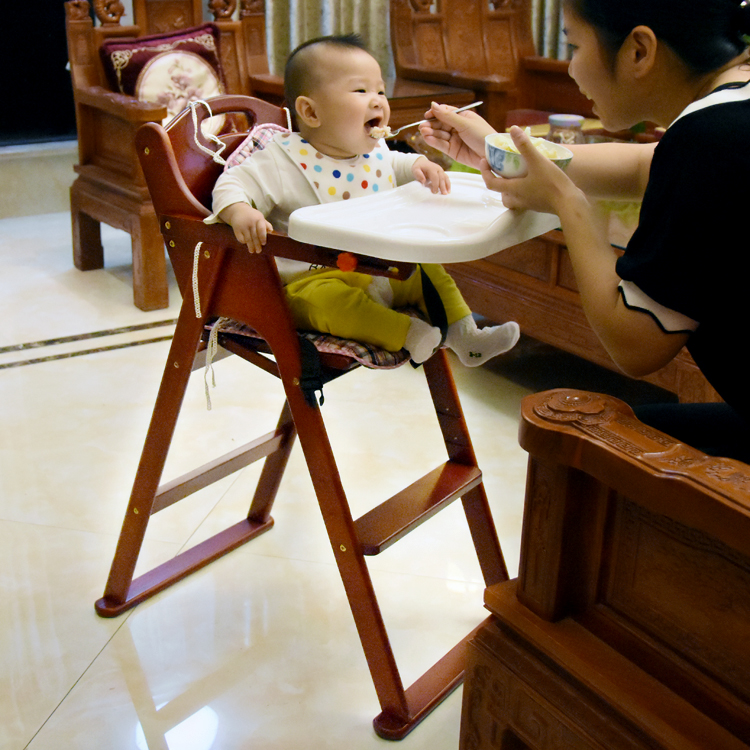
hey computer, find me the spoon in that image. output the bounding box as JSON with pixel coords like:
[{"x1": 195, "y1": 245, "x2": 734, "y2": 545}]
[{"x1": 381, "y1": 101, "x2": 483, "y2": 139}]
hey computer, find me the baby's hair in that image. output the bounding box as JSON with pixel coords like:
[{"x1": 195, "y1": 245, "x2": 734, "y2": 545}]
[
  {"x1": 565, "y1": 0, "x2": 750, "y2": 74},
  {"x1": 284, "y1": 33, "x2": 371, "y2": 116}
]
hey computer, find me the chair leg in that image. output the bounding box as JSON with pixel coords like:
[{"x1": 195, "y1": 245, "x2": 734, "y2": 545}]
[
  {"x1": 285, "y1": 348, "x2": 507, "y2": 739},
  {"x1": 96, "y1": 309, "x2": 207, "y2": 615},
  {"x1": 71, "y1": 188, "x2": 104, "y2": 271},
  {"x1": 248, "y1": 400, "x2": 297, "y2": 524},
  {"x1": 423, "y1": 351, "x2": 509, "y2": 587},
  {"x1": 131, "y1": 208, "x2": 169, "y2": 311}
]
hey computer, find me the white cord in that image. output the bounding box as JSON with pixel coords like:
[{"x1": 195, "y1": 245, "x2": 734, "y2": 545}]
[
  {"x1": 203, "y1": 316, "x2": 229, "y2": 410},
  {"x1": 188, "y1": 99, "x2": 227, "y2": 165},
  {"x1": 192, "y1": 242, "x2": 203, "y2": 318},
  {"x1": 283, "y1": 106, "x2": 293, "y2": 131}
]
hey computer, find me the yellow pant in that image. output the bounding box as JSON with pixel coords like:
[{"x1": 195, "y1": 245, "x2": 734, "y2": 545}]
[{"x1": 284, "y1": 264, "x2": 471, "y2": 351}]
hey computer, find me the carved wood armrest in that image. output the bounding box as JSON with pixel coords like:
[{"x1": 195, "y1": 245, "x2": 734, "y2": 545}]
[
  {"x1": 519, "y1": 389, "x2": 750, "y2": 561},
  {"x1": 75, "y1": 85, "x2": 168, "y2": 123}
]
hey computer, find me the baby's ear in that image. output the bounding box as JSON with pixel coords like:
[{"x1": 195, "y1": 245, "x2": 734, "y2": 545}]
[{"x1": 295, "y1": 96, "x2": 320, "y2": 128}]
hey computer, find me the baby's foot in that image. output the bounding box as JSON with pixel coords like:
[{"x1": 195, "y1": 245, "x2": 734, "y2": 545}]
[
  {"x1": 404, "y1": 317, "x2": 441, "y2": 363},
  {"x1": 445, "y1": 316, "x2": 520, "y2": 367}
]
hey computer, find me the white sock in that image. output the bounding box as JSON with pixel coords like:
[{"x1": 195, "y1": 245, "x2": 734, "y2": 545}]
[
  {"x1": 445, "y1": 315, "x2": 520, "y2": 367},
  {"x1": 404, "y1": 317, "x2": 442, "y2": 363}
]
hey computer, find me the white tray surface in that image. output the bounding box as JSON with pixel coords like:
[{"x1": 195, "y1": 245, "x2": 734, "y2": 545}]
[{"x1": 287, "y1": 173, "x2": 560, "y2": 263}]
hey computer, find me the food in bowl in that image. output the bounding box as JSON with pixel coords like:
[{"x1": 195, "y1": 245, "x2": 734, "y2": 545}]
[{"x1": 484, "y1": 130, "x2": 573, "y2": 177}]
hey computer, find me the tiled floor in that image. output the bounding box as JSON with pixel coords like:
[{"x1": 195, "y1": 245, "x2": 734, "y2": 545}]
[
  {"x1": 0, "y1": 212, "x2": 539, "y2": 750},
  {"x1": 1, "y1": 205, "x2": 675, "y2": 749}
]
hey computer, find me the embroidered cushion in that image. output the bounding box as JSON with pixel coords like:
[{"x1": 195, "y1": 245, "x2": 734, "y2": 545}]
[
  {"x1": 223, "y1": 122, "x2": 291, "y2": 170},
  {"x1": 99, "y1": 23, "x2": 225, "y2": 130},
  {"x1": 210, "y1": 319, "x2": 412, "y2": 369}
]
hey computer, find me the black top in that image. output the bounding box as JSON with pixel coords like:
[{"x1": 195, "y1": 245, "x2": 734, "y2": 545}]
[{"x1": 616, "y1": 82, "x2": 750, "y2": 421}]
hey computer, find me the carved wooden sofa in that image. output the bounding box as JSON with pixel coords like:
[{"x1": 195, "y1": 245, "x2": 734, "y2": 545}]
[
  {"x1": 390, "y1": 0, "x2": 593, "y2": 130},
  {"x1": 64, "y1": 0, "x2": 274, "y2": 311},
  {"x1": 460, "y1": 388, "x2": 750, "y2": 749}
]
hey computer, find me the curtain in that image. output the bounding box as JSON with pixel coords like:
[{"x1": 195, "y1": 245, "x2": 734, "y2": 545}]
[
  {"x1": 266, "y1": 0, "x2": 567, "y2": 76},
  {"x1": 531, "y1": 0, "x2": 566, "y2": 59},
  {"x1": 267, "y1": 0, "x2": 393, "y2": 76}
]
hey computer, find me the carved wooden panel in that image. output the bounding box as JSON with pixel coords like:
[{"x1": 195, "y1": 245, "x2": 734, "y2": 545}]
[
  {"x1": 465, "y1": 582, "x2": 749, "y2": 749},
  {"x1": 596, "y1": 496, "x2": 750, "y2": 702},
  {"x1": 413, "y1": 20, "x2": 448, "y2": 69},
  {"x1": 444, "y1": 1, "x2": 487, "y2": 75},
  {"x1": 483, "y1": 18, "x2": 516, "y2": 78},
  {"x1": 135, "y1": 0, "x2": 203, "y2": 34},
  {"x1": 505, "y1": 389, "x2": 750, "y2": 744}
]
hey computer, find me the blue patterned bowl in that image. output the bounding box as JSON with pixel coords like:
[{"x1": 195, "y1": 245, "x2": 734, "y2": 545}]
[{"x1": 485, "y1": 132, "x2": 573, "y2": 178}]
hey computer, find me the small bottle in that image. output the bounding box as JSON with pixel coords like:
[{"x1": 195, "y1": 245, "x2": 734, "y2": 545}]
[{"x1": 547, "y1": 114, "x2": 585, "y2": 145}]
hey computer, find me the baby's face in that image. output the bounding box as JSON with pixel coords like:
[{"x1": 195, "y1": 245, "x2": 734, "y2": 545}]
[{"x1": 300, "y1": 48, "x2": 390, "y2": 158}]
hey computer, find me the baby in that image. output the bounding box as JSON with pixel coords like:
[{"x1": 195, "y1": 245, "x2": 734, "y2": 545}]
[{"x1": 208, "y1": 34, "x2": 519, "y2": 366}]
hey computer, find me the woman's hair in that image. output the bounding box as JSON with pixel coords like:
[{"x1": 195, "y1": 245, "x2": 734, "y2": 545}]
[
  {"x1": 565, "y1": 0, "x2": 750, "y2": 74},
  {"x1": 284, "y1": 33, "x2": 370, "y2": 112}
]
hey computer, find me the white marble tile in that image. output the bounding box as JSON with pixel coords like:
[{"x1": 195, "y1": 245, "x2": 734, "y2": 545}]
[
  {"x1": 23, "y1": 552, "x2": 472, "y2": 750},
  {"x1": 0, "y1": 210, "x2": 537, "y2": 750}
]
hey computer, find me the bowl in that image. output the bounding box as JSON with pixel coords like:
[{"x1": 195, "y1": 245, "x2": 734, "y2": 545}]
[{"x1": 484, "y1": 132, "x2": 573, "y2": 178}]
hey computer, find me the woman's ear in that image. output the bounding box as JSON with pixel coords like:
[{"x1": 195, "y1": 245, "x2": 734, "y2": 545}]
[
  {"x1": 295, "y1": 96, "x2": 320, "y2": 128},
  {"x1": 619, "y1": 25, "x2": 658, "y2": 79}
]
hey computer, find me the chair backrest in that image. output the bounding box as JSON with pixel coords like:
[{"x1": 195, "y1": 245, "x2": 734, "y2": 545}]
[
  {"x1": 136, "y1": 94, "x2": 287, "y2": 218},
  {"x1": 65, "y1": 0, "x2": 269, "y2": 97},
  {"x1": 391, "y1": 0, "x2": 536, "y2": 84}
]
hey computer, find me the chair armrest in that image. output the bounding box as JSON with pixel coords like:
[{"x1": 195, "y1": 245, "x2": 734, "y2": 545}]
[
  {"x1": 520, "y1": 55, "x2": 571, "y2": 74},
  {"x1": 518, "y1": 389, "x2": 750, "y2": 562},
  {"x1": 159, "y1": 215, "x2": 416, "y2": 282},
  {"x1": 74, "y1": 85, "x2": 168, "y2": 124},
  {"x1": 396, "y1": 66, "x2": 512, "y2": 92}
]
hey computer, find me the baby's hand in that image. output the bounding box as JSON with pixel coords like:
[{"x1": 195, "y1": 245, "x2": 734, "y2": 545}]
[
  {"x1": 219, "y1": 202, "x2": 274, "y2": 254},
  {"x1": 412, "y1": 156, "x2": 451, "y2": 195}
]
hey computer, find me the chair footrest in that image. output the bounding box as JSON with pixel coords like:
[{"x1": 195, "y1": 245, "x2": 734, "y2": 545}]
[{"x1": 355, "y1": 462, "x2": 482, "y2": 555}]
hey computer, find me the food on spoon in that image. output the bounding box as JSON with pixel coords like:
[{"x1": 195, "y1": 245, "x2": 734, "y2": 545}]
[{"x1": 369, "y1": 124, "x2": 392, "y2": 139}]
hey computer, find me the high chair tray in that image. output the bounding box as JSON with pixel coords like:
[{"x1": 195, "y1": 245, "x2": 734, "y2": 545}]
[{"x1": 287, "y1": 172, "x2": 560, "y2": 263}]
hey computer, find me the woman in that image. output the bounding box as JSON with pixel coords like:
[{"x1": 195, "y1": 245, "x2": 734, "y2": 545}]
[{"x1": 421, "y1": 0, "x2": 750, "y2": 461}]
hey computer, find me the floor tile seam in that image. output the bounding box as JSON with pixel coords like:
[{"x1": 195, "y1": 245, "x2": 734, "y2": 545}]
[
  {"x1": 0, "y1": 321, "x2": 177, "y2": 369},
  {"x1": 0, "y1": 319, "x2": 178, "y2": 354},
  {"x1": 20, "y1": 608, "x2": 137, "y2": 750}
]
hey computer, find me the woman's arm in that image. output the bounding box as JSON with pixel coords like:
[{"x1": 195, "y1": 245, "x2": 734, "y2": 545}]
[
  {"x1": 564, "y1": 141, "x2": 657, "y2": 200},
  {"x1": 421, "y1": 104, "x2": 656, "y2": 201},
  {"x1": 490, "y1": 128, "x2": 687, "y2": 376}
]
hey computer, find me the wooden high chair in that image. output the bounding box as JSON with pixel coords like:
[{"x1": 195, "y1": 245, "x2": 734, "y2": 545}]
[{"x1": 94, "y1": 94, "x2": 509, "y2": 739}]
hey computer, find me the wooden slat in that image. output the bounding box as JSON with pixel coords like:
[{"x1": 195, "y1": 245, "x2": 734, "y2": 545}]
[{"x1": 355, "y1": 462, "x2": 482, "y2": 555}]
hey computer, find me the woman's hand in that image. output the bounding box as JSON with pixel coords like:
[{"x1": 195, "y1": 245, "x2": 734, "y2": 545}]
[
  {"x1": 418, "y1": 102, "x2": 495, "y2": 170},
  {"x1": 482, "y1": 126, "x2": 581, "y2": 214}
]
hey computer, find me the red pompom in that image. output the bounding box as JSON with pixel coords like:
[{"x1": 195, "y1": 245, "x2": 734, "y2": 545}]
[{"x1": 336, "y1": 252, "x2": 358, "y2": 272}]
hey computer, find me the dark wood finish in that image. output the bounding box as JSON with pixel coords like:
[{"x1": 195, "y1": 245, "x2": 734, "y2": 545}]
[
  {"x1": 64, "y1": 0, "x2": 280, "y2": 311},
  {"x1": 390, "y1": 0, "x2": 594, "y2": 131},
  {"x1": 460, "y1": 388, "x2": 750, "y2": 749},
  {"x1": 94, "y1": 95, "x2": 509, "y2": 739}
]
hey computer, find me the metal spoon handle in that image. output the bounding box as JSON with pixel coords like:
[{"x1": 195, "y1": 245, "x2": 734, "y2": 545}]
[{"x1": 386, "y1": 100, "x2": 483, "y2": 138}]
